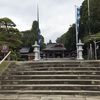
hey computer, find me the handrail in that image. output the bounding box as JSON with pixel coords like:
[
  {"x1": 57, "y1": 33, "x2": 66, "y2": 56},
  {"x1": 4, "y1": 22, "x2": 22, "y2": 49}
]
[{"x1": 0, "y1": 51, "x2": 11, "y2": 64}]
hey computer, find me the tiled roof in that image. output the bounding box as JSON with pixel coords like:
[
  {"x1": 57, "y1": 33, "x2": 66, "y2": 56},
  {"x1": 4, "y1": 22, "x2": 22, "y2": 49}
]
[
  {"x1": 43, "y1": 43, "x2": 66, "y2": 51},
  {"x1": 20, "y1": 47, "x2": 30, "y2": 53}
]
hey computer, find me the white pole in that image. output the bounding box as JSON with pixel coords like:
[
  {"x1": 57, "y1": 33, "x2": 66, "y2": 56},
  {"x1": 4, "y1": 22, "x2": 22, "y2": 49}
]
[
  {"x1": 75, "y1": 6, "x2": 80, "y2": 59},
  {"x1": 75, "y1": 6, "x2": 78, "y2": 59},
  {"x1": 75, "y1": 6, "x2": 78, "y2": 45},
  {"x1": 88, "y1": 0, "x2": 90, "y2": 20}
]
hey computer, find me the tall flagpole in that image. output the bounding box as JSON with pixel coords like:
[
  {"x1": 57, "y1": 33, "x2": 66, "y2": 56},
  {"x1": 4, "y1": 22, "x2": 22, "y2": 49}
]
[
  {"x1": 37, "y1": 5, "x2": 40, "y2": 46},
  {"x1": 75, "y1": 6, "x2": 80, "y2": 59},
  {"x1": 75, "y1": 6, "x2": 78, "y2": 46},
  {"x1": 37, "y1": 5, "x2": 40, "y2": 60},
  {"x1": 75, "y1": 5, "x2": 78, "y2": 59}
]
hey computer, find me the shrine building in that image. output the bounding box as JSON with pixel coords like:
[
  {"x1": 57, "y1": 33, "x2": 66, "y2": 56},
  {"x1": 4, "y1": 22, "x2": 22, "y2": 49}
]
[{"x1": 42, "y1": 40, "x2": 66, "y2": 58}]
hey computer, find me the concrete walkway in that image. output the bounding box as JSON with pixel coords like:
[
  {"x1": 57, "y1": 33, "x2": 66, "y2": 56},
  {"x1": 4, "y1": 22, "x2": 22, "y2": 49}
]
[{"x1": 0, "y1": 94, "x2": 100, "y2": 100}]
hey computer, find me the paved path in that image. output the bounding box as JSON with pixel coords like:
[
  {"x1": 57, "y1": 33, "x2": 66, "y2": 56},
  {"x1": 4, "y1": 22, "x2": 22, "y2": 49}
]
[{"x1": 0, "y1": 94, "x2": 100, "y2": 100}]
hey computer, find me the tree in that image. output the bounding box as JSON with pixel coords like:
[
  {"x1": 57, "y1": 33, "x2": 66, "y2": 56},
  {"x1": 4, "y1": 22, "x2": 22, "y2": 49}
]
[
  {"x1": 57, "y1": 0, "x2": 100, "y2": 47},
  {"x1": 21, "y1": 20, "x2": 46, "y2": 50},
  {"x1": 80, "y1": 0, "x2": 100, "y2": 35},
  {"x1": 57, "y1": 0, "x2": 100, "y2": 59},
  {"x1": 56, "y1": 24, "x2": 76, "y2": 51},
  {"x1": 0, "y1": 17, "x2": 16, "y2": 33},
  {"x1": 0, "y1": 17, "x2": 22, "y2": 60}
]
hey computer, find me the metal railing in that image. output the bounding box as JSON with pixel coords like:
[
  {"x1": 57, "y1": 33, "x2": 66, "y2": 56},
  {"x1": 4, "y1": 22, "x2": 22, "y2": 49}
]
[{"x1": 0, "y1": 51, "x2": 11, "y2": 64}]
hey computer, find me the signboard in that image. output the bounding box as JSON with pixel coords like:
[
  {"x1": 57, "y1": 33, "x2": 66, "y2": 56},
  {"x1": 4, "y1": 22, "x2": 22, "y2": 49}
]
[{"x1": 1, "y1": 44, "x2": 9, "y2": 53}]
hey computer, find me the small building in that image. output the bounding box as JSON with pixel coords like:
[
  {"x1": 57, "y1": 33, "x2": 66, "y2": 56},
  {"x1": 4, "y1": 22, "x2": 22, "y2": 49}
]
[
  {"x1": 42, "y1": 40, "x2": 66, "y2": 58},
  {"x1": 20, "y1": 47, "x2": 34, "y2": 60}
]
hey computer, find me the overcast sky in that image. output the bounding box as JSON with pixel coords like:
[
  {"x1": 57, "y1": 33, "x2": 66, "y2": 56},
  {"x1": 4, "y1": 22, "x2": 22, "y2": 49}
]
[{"x1": 0, "y1": 0, "x2": 84, "y2": 43}]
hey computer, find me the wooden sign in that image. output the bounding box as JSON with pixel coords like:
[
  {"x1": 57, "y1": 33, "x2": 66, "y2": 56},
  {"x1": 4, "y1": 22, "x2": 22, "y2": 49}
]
[{"x1": 1, "y1": 44, "x2": 9, "y2": 53}]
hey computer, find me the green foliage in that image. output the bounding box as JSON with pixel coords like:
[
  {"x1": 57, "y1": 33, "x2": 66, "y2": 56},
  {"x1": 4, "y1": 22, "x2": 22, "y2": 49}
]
[
  {"x1": 21, "y1": 20, "x2": 46, "y2": 49},
  {"x1": 0, "y1": 17, "x2": 16, "y2": 33},
  {"x1": 83, "y1": 32, "x2": 100, "y2": 43},
  {"x1": 0, "y1": 17, "x2": 22, "y2": 60},
  {"x1": 81, "y1": 0, "x2": 100, "y2": 43},
  {"x1": 31, "y1": 20, "x2": 38, "y2": 32},
  {"x1": 0, "y1": 17, "x2": 16, "y2": 27},
  {"x1": 83, "y1": 35, "x2": 91, "y2": 43},
  {"x1": 57, "y1": 0, "x2": 100, "y2": 54},
  {"x1": 56, "y1": 24, "x2": 76, "y2": 51},
  {"x1": 81, "y1": 0, "x2": 100, "y2": 35}
]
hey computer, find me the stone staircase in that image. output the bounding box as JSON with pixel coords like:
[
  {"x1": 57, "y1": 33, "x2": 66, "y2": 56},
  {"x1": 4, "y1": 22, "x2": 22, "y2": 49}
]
[{"x1": 0, "y1": 60, "x2": 100, "y2": 96}]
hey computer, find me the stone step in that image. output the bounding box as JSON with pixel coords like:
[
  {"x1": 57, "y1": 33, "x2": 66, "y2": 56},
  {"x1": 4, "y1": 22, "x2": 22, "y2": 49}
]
[
  {"x1": 18, "y1": 90, "x2": 100, "y2": 95},
  {"x1": 1, "y1": 74, "x2": 100, "y2": 77},
  {"x1": 8, "y1": 64, "x2": 80, "y2": 68},
  {"x1": 0, "y1": 90, "x2": 99, "y2": 95},
  {"x1": 7, "y1": 61, "x2": 99, "y2": 66},
  {"x1": 2, "y1": 70, "x2": 100, "y2": 75},
  {"x1": 4, "y1": 70, "x2": 100, "y2": 72},
  {"x1": 1, "y1": 61, "x2": 100, "y2": 96},
  {"x1": 7, "y1": 64, "x2": 100, "y2": 68},
  {"x1": 0, "y1": 79, "x2": 100, "y2": 85},
  {"x1": 0, "y1": 84, "x2": 99, "y2": 87},
  {"x1": 18, "y1": 61, "x2": 81, "y2": 65},
  {"x1": 8, "y1": 64, "x2": 100, "y2": 68},
  {"x1": 0, "y1": 78, "x2": 100, "y2": 82},
  {"x1": 0, "y1": 75, "x2": 100, "y2": 80},
  {"x1": 8, "y1": 61, "x2": 100, "y2": 66},
  {"x1": 5, "y1": 66, "x2": 100, "y2": 71},
  {"x1": 0, "y1": 86, "x2": 99, "y2": 91}
]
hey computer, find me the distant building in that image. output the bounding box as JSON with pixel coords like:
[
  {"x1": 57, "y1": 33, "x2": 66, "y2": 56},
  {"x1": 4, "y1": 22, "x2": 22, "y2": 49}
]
[
  {"x1": 20, "y1": 47, "x2": 34, "y2": 60},
  {"x1": 42, "y1": 40, "x2": 66, "y2": 58}
]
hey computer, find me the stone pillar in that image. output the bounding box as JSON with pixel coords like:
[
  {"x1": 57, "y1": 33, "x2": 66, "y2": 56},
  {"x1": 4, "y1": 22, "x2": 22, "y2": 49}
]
[
  {"x1": 32, "y1": 41, "x2": 40, "y2": 61},
  {"x1": 77, "y1": 39, "x2": 84, "y2": 60}
]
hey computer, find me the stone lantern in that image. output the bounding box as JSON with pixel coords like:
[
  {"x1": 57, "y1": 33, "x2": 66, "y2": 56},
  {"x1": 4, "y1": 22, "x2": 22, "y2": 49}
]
[
  {"x1": 77, "y1": 39, "x2": 84, "y2": 60},
  {"x1": 32, "y1": 41, "x2": 40, "y2": 61}
]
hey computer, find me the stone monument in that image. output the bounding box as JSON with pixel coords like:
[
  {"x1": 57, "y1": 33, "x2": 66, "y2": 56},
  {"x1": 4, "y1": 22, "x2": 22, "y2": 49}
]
[
  {"x1": 32, "y1": 41, "x2": 40, "y2": 61},
  {"x1": 77, "y1": 39, "x2": 84, "y2": 60}
]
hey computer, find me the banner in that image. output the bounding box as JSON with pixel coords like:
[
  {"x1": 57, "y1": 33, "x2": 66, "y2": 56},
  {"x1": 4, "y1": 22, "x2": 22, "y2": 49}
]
[{"x1": 75, "y1": 6, "x2": 80, "y2": 44}]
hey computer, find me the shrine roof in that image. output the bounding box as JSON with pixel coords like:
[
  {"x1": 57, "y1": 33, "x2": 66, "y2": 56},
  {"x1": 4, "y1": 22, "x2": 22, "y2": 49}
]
[
  {"x1": 20, "y1": 47, "x2": 30, "y2": 53},
  {"x1": 43, "y1": 43, "x2": 66, "y2": 51}
]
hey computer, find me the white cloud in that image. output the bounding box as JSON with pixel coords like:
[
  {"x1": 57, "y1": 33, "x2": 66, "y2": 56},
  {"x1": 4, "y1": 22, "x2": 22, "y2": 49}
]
[{"x1": 0, "y1": 0, "x2": 84, "y2": 43}]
